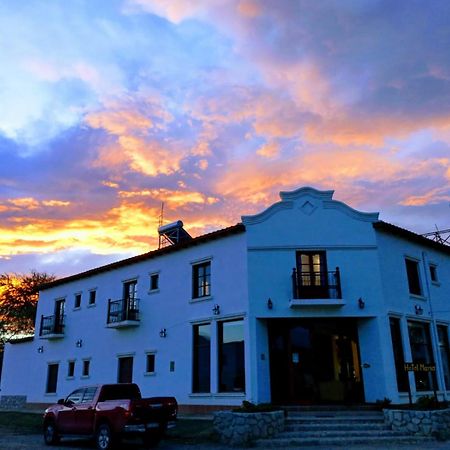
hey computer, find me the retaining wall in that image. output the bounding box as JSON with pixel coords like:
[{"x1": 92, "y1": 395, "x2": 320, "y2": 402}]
[
  {"x1": 384, "y1": 408, "x2": 450, "y2": 436},
  {"x1": 213, "y1": 410, "x2": 285, "y2": 446}
]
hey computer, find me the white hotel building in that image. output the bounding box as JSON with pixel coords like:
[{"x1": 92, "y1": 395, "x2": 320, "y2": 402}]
[{"x1": 1, "y1": 187, "x2": 450, "y2": 411}]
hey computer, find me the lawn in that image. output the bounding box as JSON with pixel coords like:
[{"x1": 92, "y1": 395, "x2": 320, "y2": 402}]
[{"x1": 0, "y1": 412, "x2": 215, "y2": 444}]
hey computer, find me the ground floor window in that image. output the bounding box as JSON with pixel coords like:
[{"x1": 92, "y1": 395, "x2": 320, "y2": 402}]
[
  {"x1": 46, "y1": 363, "x2": 59, "y2": 394},
  {"x1": 438, "y1": 325, "x2": 450, "y2": 390},
  {"x1": 192, "y1": 323, "x2": 211, "y2": 393},
  {"x1": 408, "y1": 321, "x2": 436, "y2": 391},
  {"x1": 118, "y1": 356, "x2": 133, "y2": 383},
  {"x1": 67, "y1": 360, "x2": 75, "y2": 378},
  {"x1": 389, "y1": 317, "x2": 409, "y2": 392},
  {"x1": 218, "y1": 319, "x2": 245, "y2": 393}
]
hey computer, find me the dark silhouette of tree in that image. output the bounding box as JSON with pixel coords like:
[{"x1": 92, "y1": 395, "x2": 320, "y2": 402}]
[{"x1": 0, "y1": 270, "x2": 56, "y2": 344}]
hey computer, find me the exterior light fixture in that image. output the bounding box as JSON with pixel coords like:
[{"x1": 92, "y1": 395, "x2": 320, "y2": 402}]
[
  {"x1": 415, "y1": 305, "x2": 424, "y2": 315},
  {"x1": 37, "y1": 346, "x2": 44, "y2": 353},
  {"x1": 159, "y1": 328, "x2": 167, "y2": 338},
  {"x1": 267, "y1": 298, "x2": 273, "y2": 310},
  {"x1": 358, "y1": 298, "x2": 365, "y2": 309},
  {"x1": 212, "y1": 304, "x2": 220, "y2": 315},
  {"x1": 76, "y1": 339, "x2": 83, "y2": 348}
]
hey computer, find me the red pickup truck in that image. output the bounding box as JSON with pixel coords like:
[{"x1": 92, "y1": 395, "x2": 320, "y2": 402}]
[{"x1": 43, "y1": 383, "x2": 177, "y2": 449}]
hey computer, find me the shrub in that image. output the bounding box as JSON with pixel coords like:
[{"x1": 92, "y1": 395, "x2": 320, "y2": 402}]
[{"x1": 232, "y1": 401, "x2": 284, "y2": 413}]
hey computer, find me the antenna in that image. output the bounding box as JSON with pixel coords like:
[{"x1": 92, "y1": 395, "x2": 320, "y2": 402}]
[
  {"x1": 158, "y1": 202, "x2": 164, "y2": 249},
  {"x1": 422, "y1": 227, "x2": 450, "y2": 246}
]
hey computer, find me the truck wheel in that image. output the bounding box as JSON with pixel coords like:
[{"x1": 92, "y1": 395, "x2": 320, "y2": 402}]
[
  {"x1": 43, "y1": 420, "x2": 60, "y2": 445},
  {"x1": 95, "y1": 423, "x2": 115, "y2": 450},
  {"x1": 142, "y1": 430, "x2": 162, "y2": 448}
]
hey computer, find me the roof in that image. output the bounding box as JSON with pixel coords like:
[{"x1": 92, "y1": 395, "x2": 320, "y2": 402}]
[
  {"x1": 373, "y1": 221, "x2": 450, "y2": 255},
  {"x1": 40, "y1": 223, "x2": 246, "y2": 291}
]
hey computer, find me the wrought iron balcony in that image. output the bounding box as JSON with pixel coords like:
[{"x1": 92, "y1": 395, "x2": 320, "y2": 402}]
[
  {"x1": 39, "y1": 314, "x2": 65, "y2": 338},
  {"x1": 292, "y1": 267, "x2": 342, "y2": 300},
  {"x1": 107, "y1": 298, "x2": 140, "y2": 328}
]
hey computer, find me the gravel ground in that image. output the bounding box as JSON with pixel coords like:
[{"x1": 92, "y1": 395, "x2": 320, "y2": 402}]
[{"x1": 1, "y1": 431, "x2": 450, "y2": 450}]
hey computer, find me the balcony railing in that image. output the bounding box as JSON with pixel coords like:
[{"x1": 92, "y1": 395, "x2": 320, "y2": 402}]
[
  {"x1": 39, "y1": 314, "x2": 65, "y2": 338},
  {"x1": 292, "y1": 267, "x2": 342, "y2": 299},
  {"x1": 107, "y1": 298, "x2": 140, "y2": 326}
]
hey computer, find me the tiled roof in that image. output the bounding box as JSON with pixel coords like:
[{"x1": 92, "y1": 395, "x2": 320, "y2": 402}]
[
  {"x1": 40, "y1": 223, "x2": 246, "y2": 290},
  {"x1": 373, "y1": 221, "x2": 450, "y2": 255}
]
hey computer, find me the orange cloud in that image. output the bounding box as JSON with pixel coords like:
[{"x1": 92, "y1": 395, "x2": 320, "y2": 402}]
[{"x1": 118, "y1": 188, "x2": 219, "y2": 206}]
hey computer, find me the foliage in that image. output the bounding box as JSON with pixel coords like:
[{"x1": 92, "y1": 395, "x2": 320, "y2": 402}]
[
  {"x1": 163, "y1": 419, "x2": 215, "y2": 444},
  {"x1": 233, "y1": 400, "x2": 284, "y2": 413},
  {"x1": 414, "y1": 395, "x2": 445, "y2": 410},
  {"x1": 0, "y1": 271, "x2": 55, "y2": 344},
  {"x1": 375, "y1": 397, "x2": 392, "y2": 409}
]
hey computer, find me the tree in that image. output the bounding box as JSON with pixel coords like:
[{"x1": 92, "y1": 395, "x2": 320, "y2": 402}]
[{"x1": 0, "y1": 270, "x2": 56, "y2": 344}]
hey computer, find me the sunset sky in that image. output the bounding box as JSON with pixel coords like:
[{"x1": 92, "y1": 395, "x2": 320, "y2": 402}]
[{"x1": 1, "y1": 0, "x2": 449, "y2": 277}]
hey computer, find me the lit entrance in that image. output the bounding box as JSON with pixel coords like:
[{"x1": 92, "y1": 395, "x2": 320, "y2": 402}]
[{"x1": 269, "y1": 319, "x2": 363, "y2": 404}]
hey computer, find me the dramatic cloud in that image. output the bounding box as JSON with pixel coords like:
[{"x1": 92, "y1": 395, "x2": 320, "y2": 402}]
[{"x1": 0, "y1": 0, "x2": 449, "y2": 276}]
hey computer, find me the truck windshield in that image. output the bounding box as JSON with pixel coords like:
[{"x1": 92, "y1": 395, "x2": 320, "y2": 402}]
[{"x1": 99, "y1": 384, "x2": 141, "y2": 401}]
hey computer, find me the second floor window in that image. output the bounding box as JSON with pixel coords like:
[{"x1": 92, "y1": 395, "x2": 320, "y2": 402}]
[
  {"x1": 405, "y1": 259, "x2": 422, "y2": 296},
  {"x1": 192, "y1": 261, "x2": 211, "y2": 299},
  {"x1": 74, "y1": 293, "x2": 81, "y2": 309},
  {"x1": 89, "y1": 290, "x2": 96, "y2": 305}
]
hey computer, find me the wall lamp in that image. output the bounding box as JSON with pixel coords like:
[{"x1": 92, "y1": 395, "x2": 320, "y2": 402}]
[
  {"x1": 267, "y1": 298, "x2": 273, "y2": 310},
  {"x1": 159, "y1": 328, "x2": 167, "y2": 338},
  {"x1": 415, "y1": 304, "x2": 424, "y2": 315},
  {"x1": 76, "y1": 339, "x2": 83, "y2": 348},
  {"x1": 37, "y1": 346, "x2": 44, "y2": 354},
  {"x1": 212, "y1": 304, "x2": 220, "y2": 315},
  {"x1": 358, "y1": 298, "x2": 365, "y2": 309}
]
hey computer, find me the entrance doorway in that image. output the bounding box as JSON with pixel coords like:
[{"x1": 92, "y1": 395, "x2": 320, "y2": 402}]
[{"x1": 269, "y1": 319, "x2": 363, "y2": 404}]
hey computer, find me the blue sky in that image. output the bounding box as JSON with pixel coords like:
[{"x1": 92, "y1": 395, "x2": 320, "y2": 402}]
[{"x1": 1, "y1": 0, "x2": 449, "y2": 277}]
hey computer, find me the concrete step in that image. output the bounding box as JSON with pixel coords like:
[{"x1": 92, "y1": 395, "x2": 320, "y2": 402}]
[
  {"x1": 279, "y1": 429, "x2": 412, "y2": 438},
  {"x1": 254, "y1": 435, "x2": 434, "y2": 447},
  {"x1": 285, "y1": 422, "x2": 390, "y2": 432},
  {"x1": 286, "y1": 415, "x2": 385, "y2": 424},
  {"x1": 281, "y1": 405, "x2": 379, "y2": 412}
]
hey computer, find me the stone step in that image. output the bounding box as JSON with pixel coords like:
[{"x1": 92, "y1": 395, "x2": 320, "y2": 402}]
[
  {"x1": 285, "y1": 422, "x2": 390, "y2": 432},
  {"x1": 254, "y1": 435, "x2": 433, "y2": 447},
  {"x1": 281, "y1": 405, "x2": 379, "y2": 412},
  {"x1": 287, "y1": 410, "x2": 383, "y2": 417}
]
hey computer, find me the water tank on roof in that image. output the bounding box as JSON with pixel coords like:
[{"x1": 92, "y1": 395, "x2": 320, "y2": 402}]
[{"x1": 158, "y1": 220, "x2": 192, "y2": 247}]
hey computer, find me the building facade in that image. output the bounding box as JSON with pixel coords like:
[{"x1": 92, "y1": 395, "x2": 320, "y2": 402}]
[{"x1": 1, "y1": 187, "x2": 450, "y2": 409}]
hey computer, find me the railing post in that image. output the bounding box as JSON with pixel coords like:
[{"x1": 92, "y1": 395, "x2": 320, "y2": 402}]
[
  {"x1": 292, "y1": 268, "x2": 298, "y2": 299},
  {"x1": 335, "y1": 267, "x2": 342, "y2": 299},
  {"x1": 107, "y1": 299, "x2": 111, "y2": 324}
]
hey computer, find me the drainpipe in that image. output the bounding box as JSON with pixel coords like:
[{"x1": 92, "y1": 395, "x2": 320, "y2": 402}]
[{"x1": 422, "y1": 251, "x2": 448, "y2": 401}]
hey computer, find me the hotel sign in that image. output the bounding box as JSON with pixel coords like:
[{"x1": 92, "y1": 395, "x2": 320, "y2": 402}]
[{"x1": 404, "y1": 362, "x2": 436, "y2": 372}]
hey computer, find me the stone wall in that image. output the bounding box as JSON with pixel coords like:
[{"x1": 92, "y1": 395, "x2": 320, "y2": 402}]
[
  {"x1": 0, "y1": 395, "x2": 27, "y2": 410},
  {"x1": 213, "y1": 410, "x2": 285, "y2": 446},
  {"x1": 384, "y1": 408, "x2": 450, "y2": 437}
]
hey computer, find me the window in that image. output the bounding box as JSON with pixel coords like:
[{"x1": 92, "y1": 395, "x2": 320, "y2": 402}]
[
  {"x1": 218, "y1": 319, "x2": 245, "y2": 393},
  {"x1": 389, "y1": 318, "x2": 409, "y2": 392},
  {"x1": 89, "y1": 290, "x2": 96, "y2": 305},
  {"x1": 150, "y1": 273, "x2": 159, "y2": 291},
  {"x1": 124, "y1": 280, "x2": 137, "y2": 300},
  {"x1": 430, "y1": 265, "x2": 438, "y2": 283},
  {"x1": 54, "y1": 299, "x2": 65, "y2": 333},
  {"x1": 74, "y1": 293, "x2": 81, "y2": 309},
  {"x1": 46, "y1": 363, "x2": 59, "y2": 394},
  {"x1": 192, "y1": 261, "x2": 211, "y2": 299},
  {"x1": 438, "y1": 325, "x2": 450, "y2": 390},
  {"x1": 66, "y1": 388, "x2": 84, "y2": 404},
  {"x1": 145, "y1": 354, "x2": 156, "y2": 374},
  {"x1": 82, "y1": 386, "x2": 97, "y2": 403},
  {"x1": 118, "y1": 356, "x2": 133, "y2": 383},
  {"x1": 408, "y1": 321, "x2": 436, "y2": 391},
  {"x1": 82, "y1": 359, "x2": 90, "y2": 377},
  {"x1": 192, "y1": 323, "x2": 211, "y2": 393},
  {"x1": 67, "y1": 361, "x2": 75, "y2": 378},
  {"x1": 405, "y1": 259, "x2": 422, "y2": 296}
]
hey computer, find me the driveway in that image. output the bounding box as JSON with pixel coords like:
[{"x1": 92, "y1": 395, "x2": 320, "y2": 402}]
[{"x1": 1, "y1": 431, "x2": 450, "y2": 450}]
